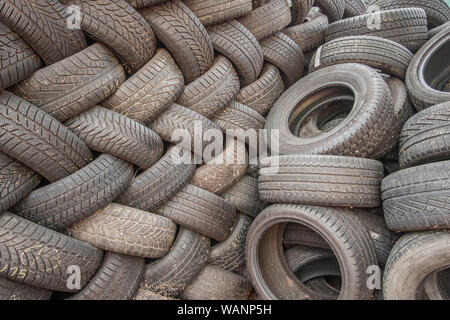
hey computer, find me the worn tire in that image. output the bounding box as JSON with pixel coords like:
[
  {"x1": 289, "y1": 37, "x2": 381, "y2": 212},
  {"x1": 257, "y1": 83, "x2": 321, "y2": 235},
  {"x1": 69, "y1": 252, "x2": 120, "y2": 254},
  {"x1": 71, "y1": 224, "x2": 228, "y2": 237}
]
[
  {"x1": 62, "y1": 0, "x2": 156, "y2": 73},
  {"x1": 0, "y1": 212, "x2": 103, "y2": 292},
  {"x1": 382, "y1": 160, "x2": 450, "y2": 232},
  {"x1": 102, "y1": 48, "x2": 184, "y2": 125},
  {"x1": 156, "y1": 184, "x2": 236, "y2": 241},
  {"x1": 0, "y1": 0, "x2": 86, "y2": 65},
  {"x1": 325, "y1": 8, "x2": 428, "y2": 53},
  {"x1": 0, "y1": 277, "x2": 52, "y2": 300},
  {"x1": 125, "y1": 0, "x2": 167, "y2": 8},
  {"x1": 13, "y1": 154, "x2": 134, "y2": 230},
  {"x1": 399, "y1": 102, "x2": 450, "y2": 168},
  {"x1": 344, "y1": 0, "x2": 366, "y2": 18},
  {"x1": 140, "y1": 0, "x2": 214, "y2": 83},
  {"x1": 68, "y1": 203, "x2": 177, "y2": 258},
  {"x1": 0, "y1": 22, "x2": 42, "y2": 91},
  {"x1": 290, "y1": 0, "x2": 315, "y2": 26},
  {"x1": 177, "y1": 56, "x2": 240, "y2": 119},
  {"x1": 184, "y1": 0, "x2": 252, "y2": 26},
  {"x1": 11, "y1": 43, "x2": 126, "y2": 122},
  {"x1": 208, "y1": 20, "x2": 263, "y2": 87},
  {"x1": 143, "y1": 228, "x2": 210, "y2": 298},
  {"x1": 315, "y1": 0, "x2": 346, "y2": 22},
  {"x1": 259, "y1": 155, "x2": 384, "y2": 208},
  {"x1": 68, "y1": 253, "x2": 144, "y2": 300},
  {"x1": 213, "y1": 101, "x2": 266, "y2": 134},
  {"x1": 65, "y1": 106, "x2": 164, "y2": 169},
  {"x1": 235, "y1": 63, "x2": 284, "y2": 116},
  {"x1": 0, "y1": 92, "x2": 92, "y2": 182}
]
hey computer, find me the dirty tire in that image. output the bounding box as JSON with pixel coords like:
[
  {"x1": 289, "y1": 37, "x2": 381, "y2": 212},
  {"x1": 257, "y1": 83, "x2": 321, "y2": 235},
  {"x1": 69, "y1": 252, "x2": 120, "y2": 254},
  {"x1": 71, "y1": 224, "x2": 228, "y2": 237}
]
[
  {"x1": 125, "y1": 0, "x2": 167, "y2": 9},
  {"x1": 235, "y1": 63, "x2": 284, "y2": 116},
  {"x1": 344, "y1": 0, "x2": 366, "y2": 18},
  {"x1": 177, "y1": 56, "x2": 240, "y2": 119},
  {"x1": 213, "y1": 101, "x2": 266, "y2": 134},
  {"x1": 102, "y1": 49, "x2": 184, "y2": 125},
  {"x1": 309, "y1": 36, "x2": 414, "y2": 80},
  {"x1": 63, "y1": 0, "x2": 156, "y2": 73},
  {"x1": 325, "y1": 8, "x2": 428, "y2": 53},
  {"x1": 184, "y1": 0, "x2": 252, "y2": 26},
  {"x1": 208, "y1": 213, "x2": 252, "y2": 272},
  {"x1": 134, "y1": 288, "x2": 178, "y2": 300},
  {"x1": 0, "y1": 212, "x2": 103, "y2": 292},
  {"x1": 116, "y1": 145, "x2": 196, "y2": 212},
  {"x1": 11, "y1": 44, "x2": 126, "y2": 122},
  {"x1": 69, "y1": 253, "x2": 145, "y2": 300},
  {"x1": 0, "y1": 22, "x2": 42, "y2": 91},
  {"x1": 0, "y1": 277, "x2": 52, "y2": 300},
  {"x1": 283, "y1": 224, "x2": 330, "y2": 249},
  {"x1": 65, "y1": 106, "x2": 164, "y2": 169},
  {"x1": 143, "y1": 228, "x2": 210, "y2": 298},
  {"x1": 290, "y1": 0, "x2": 314, "y2": 26},
  {"x1": 282, "y1": 11, "x2": 329, "y2": 52},
  {"x1": 13, "y1": 154, "x2": 134, "y2": 230},
  {"x1": 405, "y1": 28, "x2": 450, "y2": 110},
  {"x1": 399, "y1": 102, "x2": 450, "y2": 168},
  {"x1": 383, "y1": 231, "x2": 450, "y2": 300},
  {"x1": 140, "y1": 0, "x2": 214, "y2": 83},
  {"x1": 0, "y1": 152, "x2": 41, "y2": 213},
  {"x1": 428, "y1": 21, "x2": 450, "y2": 39},
  {"x1": 259, "y1": 155, "x2": 384, "y2": 207},
  {"x1": 0, "y1": 0, "x2": 86, "y2": 65},
  {"x1": 221, "y1": 175, "x2": 266, "y2": 217},
  {"x1": 237, "y1": 0, "x2": 291, "y2": 40},
  {"x1": 191, "y1": 139, "x2": 248, "y2": 194},
  {"x1": 260, "y1": 32, "x2": 305, "y2": 88},
  {"x1": 68, "y1": 203, "x2": 177, "y2": 258},
  {"x1": 156, "y1": 184, "x2": 236, "y2": 241},
  {"x1": 246, "y1": 204, "x2": 377, "y2": 300},
  {"x1": 182, "y1": 265, "x2": 251, "y2": 300},
  {"x1": 208, "y1": 20, "x2": 263, "y2": 87},
  {"x1": 381, "y1": 160, "x2": 450, "y2": 232},
  {"x1": 315, "y1": 0, "x2": 345, "y2": 22},
  {"x1": 0, "y1": 91, "x2": 92, "y2": 182},
  {"x1": 266, "y1": 63, "x2": 395, "y2": 157}
]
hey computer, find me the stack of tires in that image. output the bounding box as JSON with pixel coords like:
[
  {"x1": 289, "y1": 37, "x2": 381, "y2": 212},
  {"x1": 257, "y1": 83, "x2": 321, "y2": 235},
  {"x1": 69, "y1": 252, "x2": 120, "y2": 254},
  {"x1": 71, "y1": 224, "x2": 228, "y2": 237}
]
[{"x1": 0, "y1": 0, "x2": 448, "y2": 300}]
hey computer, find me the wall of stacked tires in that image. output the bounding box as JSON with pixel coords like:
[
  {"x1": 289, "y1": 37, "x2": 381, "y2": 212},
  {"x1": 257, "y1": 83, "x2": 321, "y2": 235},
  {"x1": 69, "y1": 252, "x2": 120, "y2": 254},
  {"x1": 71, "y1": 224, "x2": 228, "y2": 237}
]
[{"x1": 0, "y1": 0, "x2": 449, "y2": 301}]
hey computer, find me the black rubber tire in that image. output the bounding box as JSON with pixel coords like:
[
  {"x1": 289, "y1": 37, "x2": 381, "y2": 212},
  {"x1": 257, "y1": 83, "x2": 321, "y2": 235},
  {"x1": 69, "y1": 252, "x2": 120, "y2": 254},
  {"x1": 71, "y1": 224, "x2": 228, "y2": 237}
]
[
  {"x1": 381, "y1": 160, "x2": 450, "y2": 232},
  {"x1": 13, "y1": 154, "x2": 134, "y2": 230},
  {"x1": 235, "y1": 63, "x2": 284, "y2": 116},
  {"x1": 11, "y1": 43, "x2": 126, "y2": 123},
  {"x1": 309, "y1": 36, "x2": 414, "y2": 80},
  {"x1": 134, "y1": 288, "x2": 178, "y2": 300},
  {"x1": 260, "y1": 32, "x2": 305, "y2": 88},
  {"x1": 156, "y1": 184, "x2": 237, "y2": 241},
  {"x1": 207, "y1": 20, "x2": 263, "y2": 87},
  {"x1": 68, "y1": 253, "x2": 144, "y2": 300},
  {"x1": 325, "y1": 8, "x2": 428, "y2": 53},
  {"x1": 149, "y1": 103, "x2": 221, "y2": 156},
  {"x1": 208, "y1": 213, "x2": 253, "y2": 272},
  {"x1": 399, "y1": 102, "x2": 450, "y2": 168},
  {"x1": 65, "y1": 106, "x2": 164, "y2": 169},
  {"x1": 177, "y1": 55, "x2": 240, "y2": 119},
  {"x1": 213, "y1": 101, "x2": 266, "y2": 134},
  {"x1": 237, "y1": 0, "x2": 292, "y2": 40},
  {"x1": 0, "y1": 212, "x2": 103, "y2": 292},
  {"x1": 221, "y1": 175, "x2": 266, "y2": 217},
  {"x1": 290, "y1": 0, "x2": 315, "y2": 26},
  {"x1": 140, "y1": 0, "x2": 214, "y2": 83},
  {"x1": 102, "y1": 48, "x2": 184, "y2": 125},
  {"x1": 282, "y1": 10, "x2": 329, "y2": 52},
  {"x1": 184, "y1": 0, "x2": 253, "y2": 26},
  {"x1": 283, "y1": 224, "x2": 330, "y2": 249},
  {"x1": 315, "y1": 0, "x2": 346, "y2": 22},
  {"x1": 265, "y1": 63, "x2": 395, "y2": 158},
  {"x1": 428, "y1": 21, "x2": 450, "y2": 39},
  {"x1": 182, "y1": 264, "x2": 252, "y2": 300},
  {"x1": 0, "y1": 91, "x2": 92, "y2": 182},
  {"x1": 116, "y1": 145, "x2": 196, "y2": 212},
  {"x1": 405, "y1": 27, "x2": 450, "y2": 111},
  {"x1": 0, "y1": 152, "x2": 41, "y2": 213},
  {"x1": 68, "y1": 203, "x2": 177, "y2": 258},
  {"x1": 0, "y1": 278, "x2": 52, "y2": 300},
  {"x1": 368, "y1": 0, "x2": 450, "y2": 29},
  {"x1": 0, "y1": 0, "x2": 86, "y2": 65},
  {"x1": 143, "y1": 227, "x2": 210, "y2": 298},
  {"x1": 125, "y1": 0, "x2": 167, "y2": 9},
  {"x1": 62, "y1": 0, "x2": 156, "y2": 73},
  {"x1": 190, "y1": 139, "x2": 248, "y2": 194},
  {"x1": 383, "y1": 231, "x2": 450, "y2": 300},
  {"x1": 344, "y1": 0, "x2": 366, "y2": 18},
  {"x1": 259, "y1": 155, "x2": 384, "y2": 207},
  {"x1": 245, "y1": 204, "x2": 377, "y2": 300},
  {"x1": 0, "y1": 22, "x2": 42, "y2": 91}
]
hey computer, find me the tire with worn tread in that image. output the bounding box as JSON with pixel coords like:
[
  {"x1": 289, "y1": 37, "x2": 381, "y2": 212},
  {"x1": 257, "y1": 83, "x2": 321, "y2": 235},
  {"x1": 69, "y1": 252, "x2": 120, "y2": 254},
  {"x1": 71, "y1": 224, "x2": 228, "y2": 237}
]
[
  {"x1": 184, "y1": 0, "x2": 252, "y2": 26},
  {"x1": 315, "y1": 0, "x2": 346, "y2": 22},
  {"x1": 344, "y1": 0, "x2": 366, "y2": 18},
  {"x1": 0, "y1": 278, "x2": 52, "y2": 300},
  {"x1": 213, "y1": 101, "x2": 266, "y2": 134},
  {"x1": 290, "y1": 0, "x2": 315, "y2": 26}
]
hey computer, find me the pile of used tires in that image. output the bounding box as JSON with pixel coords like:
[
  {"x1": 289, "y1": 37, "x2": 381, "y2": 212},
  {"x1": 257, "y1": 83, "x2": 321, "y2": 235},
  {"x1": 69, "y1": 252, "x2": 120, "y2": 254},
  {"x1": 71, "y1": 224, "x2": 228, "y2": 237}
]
[{"x1": 0, "y1": 0, "x2": 449, "y2": 301}]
